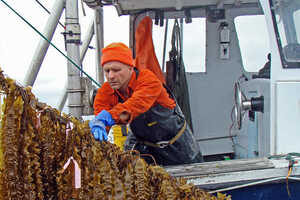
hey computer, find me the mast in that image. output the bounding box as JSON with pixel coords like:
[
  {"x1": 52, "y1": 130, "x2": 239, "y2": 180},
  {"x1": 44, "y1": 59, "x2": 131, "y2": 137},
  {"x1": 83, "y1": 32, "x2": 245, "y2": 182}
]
[
  {"x1": 57, "y1": 19, "x2": 95, "y2": 111},
  {"x1": 65, "y1": 0, "x2": 83, "y2": 118},
  {"x1": 94, "y1": 7, "x2": 104, "y2": 84}
]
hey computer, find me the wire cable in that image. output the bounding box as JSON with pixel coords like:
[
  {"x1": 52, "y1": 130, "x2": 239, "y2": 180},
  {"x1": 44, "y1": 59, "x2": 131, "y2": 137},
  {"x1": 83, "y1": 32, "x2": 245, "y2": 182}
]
[
  {"x1": 35, "y1": 0, "x2": 65, "y2": 29},
  {"x1": 0, "y1": 0, "x2": 101, "y2": 87}
]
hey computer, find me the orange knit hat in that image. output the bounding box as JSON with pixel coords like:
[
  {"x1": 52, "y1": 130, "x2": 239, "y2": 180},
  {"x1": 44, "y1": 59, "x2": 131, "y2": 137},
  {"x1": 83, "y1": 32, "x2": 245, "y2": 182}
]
[{"x1": 101, "y1": 42, "x2": 134, "y2": 67}]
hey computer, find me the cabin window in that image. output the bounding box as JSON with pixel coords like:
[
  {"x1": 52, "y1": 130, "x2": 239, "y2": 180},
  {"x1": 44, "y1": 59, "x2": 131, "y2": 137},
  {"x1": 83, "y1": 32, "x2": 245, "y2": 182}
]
[
  {"x1": 275, "y1": 15, "x2": 287, "y2": 46},
  {"x1": 294, "y1": 10, "x2": 300, "y2": 43},
  {"x1": 182, "y1": 18, "x2": 206, "y2": 72},
  {"x1": 271, "y1": 0, "x2": 300, "y2": 67},
  {"x1": 152, "y1": 20, "x2": 171, "y2": 71},
  {"x1": 152, "y1": 18, "x2": 206, "y2": 73},
  {"x1": 234, "y1": 15, "x2": 270, "y2": 72}
]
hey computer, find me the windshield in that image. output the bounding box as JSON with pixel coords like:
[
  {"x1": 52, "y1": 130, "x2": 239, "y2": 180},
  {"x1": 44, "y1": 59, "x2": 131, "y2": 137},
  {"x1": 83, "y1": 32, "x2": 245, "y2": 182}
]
[{"x1": 271, "y1": 0, "x2": 300, "y2": 64}]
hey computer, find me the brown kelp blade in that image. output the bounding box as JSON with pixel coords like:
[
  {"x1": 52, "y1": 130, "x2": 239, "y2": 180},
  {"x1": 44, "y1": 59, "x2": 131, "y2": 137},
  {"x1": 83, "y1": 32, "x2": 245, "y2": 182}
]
[{"x1": 0, "y1": 69, "x2": 231, "y2": 200}]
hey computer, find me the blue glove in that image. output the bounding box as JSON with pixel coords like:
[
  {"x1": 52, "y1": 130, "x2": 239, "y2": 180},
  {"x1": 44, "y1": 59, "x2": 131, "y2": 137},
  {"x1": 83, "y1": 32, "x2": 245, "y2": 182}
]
[
  {"x1": 89, "y1": 110, "x2": 115, "y2": 141},
  {"x1": 95, "y1": 110, "x2": 115, "y2": 126},
  {"x1": 89, "y1": 119, "x2": 107, "y2": 141}
]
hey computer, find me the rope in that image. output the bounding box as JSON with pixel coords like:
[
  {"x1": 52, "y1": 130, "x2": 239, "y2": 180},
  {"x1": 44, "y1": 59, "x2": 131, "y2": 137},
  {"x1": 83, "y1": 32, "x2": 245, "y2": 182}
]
[
  {"x1": 268, "y1": 152, "x2": 300, "y2": 160},
  {"x1": 35, "y1": 0, "x2": 65, "y2": 29},
  {"x1": 0, "y1": 0, "x2": 101, "y2": 87}
]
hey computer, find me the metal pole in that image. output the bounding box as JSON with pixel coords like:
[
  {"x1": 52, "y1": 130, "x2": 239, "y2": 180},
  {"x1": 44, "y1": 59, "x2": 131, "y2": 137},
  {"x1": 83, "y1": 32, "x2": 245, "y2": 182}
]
[
  {"x1": 57, "y1": 19, "x2": 95, "y2": 111},
  {"x1": 57, "y1": 84, "x2": 68, "y2": 111},
  {"x1": 58, "y1": 8, "x2": 104, "y2": 113},
  {"x1": 180, "y1": 18, "x2": 184, "y2": 59},
  {"x1": 129, "y1": 15, "x2": 135, "y2": 54},
  {"x1": 23, "y1": 0, "x2": 65, "y2": 86},
  {"x1": 80, "y1": 20, "x2": 95, "y2": 62},
  {"x1": 162, "y1": 19, "x2": 168, "y2": 72},
  {"x1": 94, "y1": 7, "x2": 104, "y2": 84},
  {"x1": 65, "y1": 0, "x2": 83, "y2": 118}
]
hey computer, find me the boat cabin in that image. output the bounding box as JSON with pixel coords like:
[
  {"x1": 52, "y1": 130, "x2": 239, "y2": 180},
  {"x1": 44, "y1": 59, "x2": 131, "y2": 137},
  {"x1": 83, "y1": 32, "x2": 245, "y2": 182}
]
[
  {"x1": 83, "y1": 0, "x2": 300, "y2": 161},
  {"x1": 84, "y1": 0, "x2": 300, "y2": 197}
]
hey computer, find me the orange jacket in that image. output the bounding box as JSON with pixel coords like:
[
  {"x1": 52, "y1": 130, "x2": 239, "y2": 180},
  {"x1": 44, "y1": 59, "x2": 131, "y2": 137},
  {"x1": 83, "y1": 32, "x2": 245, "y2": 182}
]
[{"x1": 94, "y1": 69, "x2": 176, "y2": 124}]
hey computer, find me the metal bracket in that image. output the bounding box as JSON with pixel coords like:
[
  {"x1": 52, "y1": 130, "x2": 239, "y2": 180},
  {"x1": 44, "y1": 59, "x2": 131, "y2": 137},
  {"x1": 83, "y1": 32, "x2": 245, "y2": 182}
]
[
  {"x1": 64, "y1": 23, "x2": 81, "y2": 44},
  {"x1": 184, "y1": 9, "x2": 192, "y2": 23},
  {"x1": 81, "y1": 77, "x2": 96, "y2": 115},
  {"x1": 67, "y1": 89, "x2": 85, "y2": 93},
  {"x1": 156, "y1": 141, "x2": 170, "y2": 148},
  {"x1": 82, "y1": 0, "x2": 102, "y2": 9},
  {"x1": 68, "y1": 104, "x2": 84, "y2": 108},
  {"x1": 206, "y1": 8, "x2": 225, "y2": 23}
]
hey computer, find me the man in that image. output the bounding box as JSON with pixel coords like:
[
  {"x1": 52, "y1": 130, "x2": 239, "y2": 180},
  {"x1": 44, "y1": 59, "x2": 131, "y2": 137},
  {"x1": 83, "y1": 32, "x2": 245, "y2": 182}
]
[
  {"x1": 89, "y1": 42, "x2": 203, "y2": 165},
  {"x1": 252, "y1": 53, "x2": 271, "y2": 79}
]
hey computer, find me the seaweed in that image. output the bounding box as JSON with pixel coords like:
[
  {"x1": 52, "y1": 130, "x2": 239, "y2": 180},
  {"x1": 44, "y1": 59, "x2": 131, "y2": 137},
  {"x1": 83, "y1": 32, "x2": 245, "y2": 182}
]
[{"x1": 0, "y1": 70, "x2": 231, "y2": 200}]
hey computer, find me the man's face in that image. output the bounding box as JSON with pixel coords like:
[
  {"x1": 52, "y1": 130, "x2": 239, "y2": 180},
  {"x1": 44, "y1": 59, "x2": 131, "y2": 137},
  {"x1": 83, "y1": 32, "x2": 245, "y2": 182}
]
[{"x1": 103, "y1": 61, "x2": 133, "y2": 90}]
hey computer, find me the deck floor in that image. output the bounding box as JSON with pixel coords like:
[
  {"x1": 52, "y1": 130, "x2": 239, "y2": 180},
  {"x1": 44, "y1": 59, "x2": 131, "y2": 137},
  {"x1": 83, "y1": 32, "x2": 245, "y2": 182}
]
[{"x1": 165, "y1": 158, "x2": 274, "y2": 177}]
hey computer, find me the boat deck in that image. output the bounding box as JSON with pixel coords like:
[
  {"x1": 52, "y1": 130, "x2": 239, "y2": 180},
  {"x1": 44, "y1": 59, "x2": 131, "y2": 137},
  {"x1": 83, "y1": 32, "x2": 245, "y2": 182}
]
[{"x1": 164, "y1": 157, "x2": 300, "y2": 190}]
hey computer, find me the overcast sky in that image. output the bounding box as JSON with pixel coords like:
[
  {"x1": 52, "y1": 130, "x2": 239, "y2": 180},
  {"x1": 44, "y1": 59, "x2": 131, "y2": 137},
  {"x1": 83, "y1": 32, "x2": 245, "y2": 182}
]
[{"x1": 0, "y1": 1, "x2": 270, "y2": 113}]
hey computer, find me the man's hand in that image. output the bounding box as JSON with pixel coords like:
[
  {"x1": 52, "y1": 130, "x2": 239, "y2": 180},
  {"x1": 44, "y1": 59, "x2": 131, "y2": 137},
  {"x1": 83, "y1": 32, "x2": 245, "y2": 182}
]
[
  {"x1": 89, "y1": 110, "x2": 115, "y2": 141},
  {"x1": 89, "y1": 118, "x2": 108, "y2": 141}
]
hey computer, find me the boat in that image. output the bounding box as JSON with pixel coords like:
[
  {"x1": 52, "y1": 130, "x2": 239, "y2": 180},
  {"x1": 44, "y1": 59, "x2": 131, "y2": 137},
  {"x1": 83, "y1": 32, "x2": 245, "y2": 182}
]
[
  {"x1": 2, "y1": 0, "x2": 300, "y2": 199},
  {"x1": 83, "y1": 0, "x2": 300, "y2": 199}
]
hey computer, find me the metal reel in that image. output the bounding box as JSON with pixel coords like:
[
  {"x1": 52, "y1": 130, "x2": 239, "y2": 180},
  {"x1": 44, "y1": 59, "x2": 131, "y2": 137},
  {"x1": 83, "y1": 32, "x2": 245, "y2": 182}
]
[
  {"x1": 234, "y1": 82, "x2": 246, "y2": 130},
  {"x1": 233, "y1": 81, "x2": 264, "y2": 130}
]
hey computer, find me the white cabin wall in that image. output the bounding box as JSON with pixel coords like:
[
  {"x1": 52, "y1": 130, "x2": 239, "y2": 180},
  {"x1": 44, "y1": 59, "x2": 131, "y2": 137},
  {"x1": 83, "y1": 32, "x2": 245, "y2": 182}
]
[
  {"x1": 187, "y1": 11, "x2": 246, "y2": 157},
  {"x1": 260, "y1": 0, "x2": 300, "y2": 155},
  {"x1": 187, "y1": 6, "x2": 263, "y2": 158}
]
